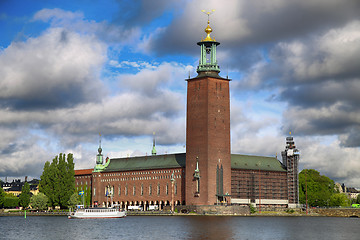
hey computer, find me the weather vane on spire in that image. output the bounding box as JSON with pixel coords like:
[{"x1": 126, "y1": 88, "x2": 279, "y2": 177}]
[
  {"x1": 202, "y1": 9, "x2": 215, "y2": 22},
  {"x1": 201, "y1": 9, "x2": 216, "y2": 42}
]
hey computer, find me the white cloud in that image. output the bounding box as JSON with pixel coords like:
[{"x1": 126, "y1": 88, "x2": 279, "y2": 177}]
[
  {"x1": 299, "y1": 138, "x2": 360, "y2": 186},
  {"x1": 0, "y1": 27, "x2": 107, "y2": 108},
  {"x1": 33, "y1": 8, "x2": 141, "y2": 45}
]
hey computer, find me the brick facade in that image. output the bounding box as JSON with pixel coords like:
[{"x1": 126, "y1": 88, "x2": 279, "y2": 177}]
[
  {"x1": 186, "y1": 75, "x2": 231, "y2": 205},
  {"x1": 76, "y1": 167, "x2": 185, "y2": 210}
]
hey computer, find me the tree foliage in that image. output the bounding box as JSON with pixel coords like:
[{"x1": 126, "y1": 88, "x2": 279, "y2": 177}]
[
  {"x1": 19, "y1": 182, "x2": 31, "y2": 208},
  {"x1": 329, "y1": 193, "x2": 351, "y2": 207},
  {"x1": 356, "y1": 194, "x2": 360, "y2": 204},
  {"x1": 30, "y1": 192, "x2": 49, "y2": 211},
  {"x1": 0, "y1": 187, "x2": 5, "y2": 207},
  {"x1": 3, "y1": 196, "x2": 19, "y2": 208},
  {"x1": 299, "y1": 169, "x2": 336, "y2": 207},
  {"x1": 39, "y1": 153, "x2": 75, "y2": 209},
  {"x1": 68, "y1": 192, "x2": 81, "y2": 210}
]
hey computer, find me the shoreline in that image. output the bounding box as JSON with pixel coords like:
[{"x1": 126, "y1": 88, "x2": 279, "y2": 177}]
[{"x1": 0, "y1": 211, "x2": 343, "y2": 217}]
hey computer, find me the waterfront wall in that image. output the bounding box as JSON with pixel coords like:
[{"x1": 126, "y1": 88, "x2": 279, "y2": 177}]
[
  {"x1": 311, "y1": 208, "x2": 360, "y2": 217},
  {"x1": 177, "y1": 205, "x2": 250, "y2": 215}
]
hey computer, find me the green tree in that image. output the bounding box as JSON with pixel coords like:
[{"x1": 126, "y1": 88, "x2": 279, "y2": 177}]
[
  {"x1": 39, "y1": 159, "x2": 59, "y2": 207},
  {"x1": 329, "y1": 193, "x2": 351, "y2": 207},
  {"x1": 68, "y1": 192, "x2": 81, "y2": 210},
  {"x1": 0, "y1": 187, "x2": 5, "y2": 207},
  {"x1": 30, "y1": 192, "x2": 49, "y2": 211},
  {"x1": 19, "y1": 182, "x2": 31, "y2": 209},
  {"x1": 356, "y1": 194, "x2": 360, "y2": 204},
  {"x1": 299, "y1": 169, "x2": 336, "y2": 207},
  {"x1": 39, "y1": 153, "x2": 75, "y2": 209},
  {"x1": 3, "y1": 196, "x2": 19, "y2": 208},
  {"x1": 58, "y1": 153, "x2": 75, "y2": 208}
]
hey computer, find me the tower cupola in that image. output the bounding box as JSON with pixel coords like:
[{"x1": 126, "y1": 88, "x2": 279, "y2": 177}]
[{"x1": 197, "y1": 10, "x2": 220, "y2": 74}]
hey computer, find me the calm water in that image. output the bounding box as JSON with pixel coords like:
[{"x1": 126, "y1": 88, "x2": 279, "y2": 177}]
[{"x1": 0, "y1": 215, "x2": 359, "y2": 240}]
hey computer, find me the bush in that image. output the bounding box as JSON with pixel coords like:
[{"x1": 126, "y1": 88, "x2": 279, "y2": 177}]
[
  {"x1": 30, "y1": 193, "x2": 49, "y2": 211},
  {"x1": 3, "y1": 197, "x2": 19, "y2": 208},
  {"x1": 249, "y1": 204, "x2": 256, "y2": 214},
  {"x1": 286, "y1": 209, "x2": 295, "y2": 214}
]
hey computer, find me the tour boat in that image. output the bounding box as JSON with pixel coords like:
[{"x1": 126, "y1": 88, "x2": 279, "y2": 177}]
[{"x1": 68, "y1": 205, "x2": 126, "y2": 219}]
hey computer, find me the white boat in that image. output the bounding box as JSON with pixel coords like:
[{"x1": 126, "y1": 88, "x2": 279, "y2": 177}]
[{"x1": 68, "y1": 206, "x2": 126, "y2": 219}]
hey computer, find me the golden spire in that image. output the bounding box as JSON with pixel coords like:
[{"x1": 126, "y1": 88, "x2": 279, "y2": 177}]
[{"x1": 201, "y1": 10, "x2": 215, "y2": 41}]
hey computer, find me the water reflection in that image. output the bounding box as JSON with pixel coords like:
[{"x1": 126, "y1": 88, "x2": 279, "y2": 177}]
[
  {"x1": 186, "y1": 216, "x2": 234, "y2": 239},
  {"x1": 0, "y1": 215, "x2": 359, "y2": 240}
]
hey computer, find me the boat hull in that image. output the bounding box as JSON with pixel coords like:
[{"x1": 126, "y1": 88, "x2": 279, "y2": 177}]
[{"x1": 69, "y1": 208, "x2": 126, "y2": 219}]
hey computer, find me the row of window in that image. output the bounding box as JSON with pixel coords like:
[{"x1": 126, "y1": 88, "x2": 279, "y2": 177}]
[
  {"x1": 77, "y1": 175, "x2": 90, "y2": 179},
  {"x1": 101, "y1": 174, "x2": 181, "y2": 183},
  {"x1": 96, "y1": 183, "x2": 178, "y2": 197},
  {"x1": 76, "y1": 181, "x2": 91, "y2": 186},
  {"x1": 102, "y1": 169, "x2": 182, "y2": 177}
]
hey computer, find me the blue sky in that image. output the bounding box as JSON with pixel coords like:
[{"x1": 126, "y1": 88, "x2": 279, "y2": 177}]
[{"x1": 1, "y1": 0, "x2": 360, "y2": 188}]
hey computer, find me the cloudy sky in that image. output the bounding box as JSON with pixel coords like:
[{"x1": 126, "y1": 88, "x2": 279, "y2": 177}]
[{"x1": 1, "y1": 0, "x2": 359, "y2": 187}]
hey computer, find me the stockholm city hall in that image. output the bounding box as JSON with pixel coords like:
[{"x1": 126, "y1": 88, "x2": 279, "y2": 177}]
[{"x1": 75, "y1": 16, "x2": 300, "y2": 212}]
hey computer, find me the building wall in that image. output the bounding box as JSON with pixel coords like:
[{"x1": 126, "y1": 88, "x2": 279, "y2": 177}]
[
  {"x1": 231, "y1": 169, "x2": 288, "y2": 203},
  {"x1": 186, "y1": 76, "x2": 231, "y2": 205},
  {"x1": 75, "y1": 166, "x2": 294, "y2": 208},
  {"x1": 75, "y1": 174, "x2": 92, "y2": 188},
  {"x1": 91, "y1": 167, "x2": 185, "y2": 209}
]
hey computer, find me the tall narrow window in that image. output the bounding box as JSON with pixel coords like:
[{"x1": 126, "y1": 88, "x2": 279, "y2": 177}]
[
  {"x1": 196, "y1": 178, "x2": 200, "y2": 193},
  {"x1": 141, "y1": 184, "x2": 144, "y2": 196},
  {"x1": 125, "y1": 185, "x2": 128, "y2": 196},
  {"x1": 133, "y1": 186, "x2": 136, "y2": 196},
  {"x1": 175, "y1": 182, "x2": 177, "y2": 195},
  {"x1": 166, "y1": 183, "x2": 169, "y2": 195},
  {"x1": 118, "y1": 185, "x2": 121, "y2": 196},
  {"x1": 93, "y1": 188, "x2": 96, "y2": 196},
  {"x1": 149, "y1": 184, "x2": 152, "y2": 196},
  {"x1": 157, "y1": 183, "x2": 160, "y2": 195}
]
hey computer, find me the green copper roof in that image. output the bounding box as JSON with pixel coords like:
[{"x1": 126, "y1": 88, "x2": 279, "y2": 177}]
[
  {"x1": 103, "y1": 153, "x2": 285, "y2": 172},
  {"x1": 231, "y1": 154, "x2": 286, "y2": 172},
  {"x1": 104, "y1": 153, "x2": 186, "y2": 172}
]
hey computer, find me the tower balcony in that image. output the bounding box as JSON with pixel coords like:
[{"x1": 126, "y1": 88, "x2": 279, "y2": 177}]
[{"x1": 197, "y1": 64, "x2": 220, "y2": 73}]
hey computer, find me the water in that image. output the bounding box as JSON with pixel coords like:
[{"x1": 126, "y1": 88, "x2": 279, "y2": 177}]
[{"x1": 1, "y1": 215, "x2": 359, "y2": 240}]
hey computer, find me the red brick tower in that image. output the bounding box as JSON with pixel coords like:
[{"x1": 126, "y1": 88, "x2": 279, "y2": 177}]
[{"x1": 185, "y1": 15, "x2": 231, "y2": 205}]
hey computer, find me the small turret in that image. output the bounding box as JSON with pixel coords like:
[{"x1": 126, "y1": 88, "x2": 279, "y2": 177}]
[
  {"x1": 94, "y1": 133, "x2": 107, "y2": 172},
  {"x1": 151, "y1": 132, "x2": 157, "y2": 155},
  {"x1": 96, "y1": 134, "x2": 103, "y2": 165}
]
